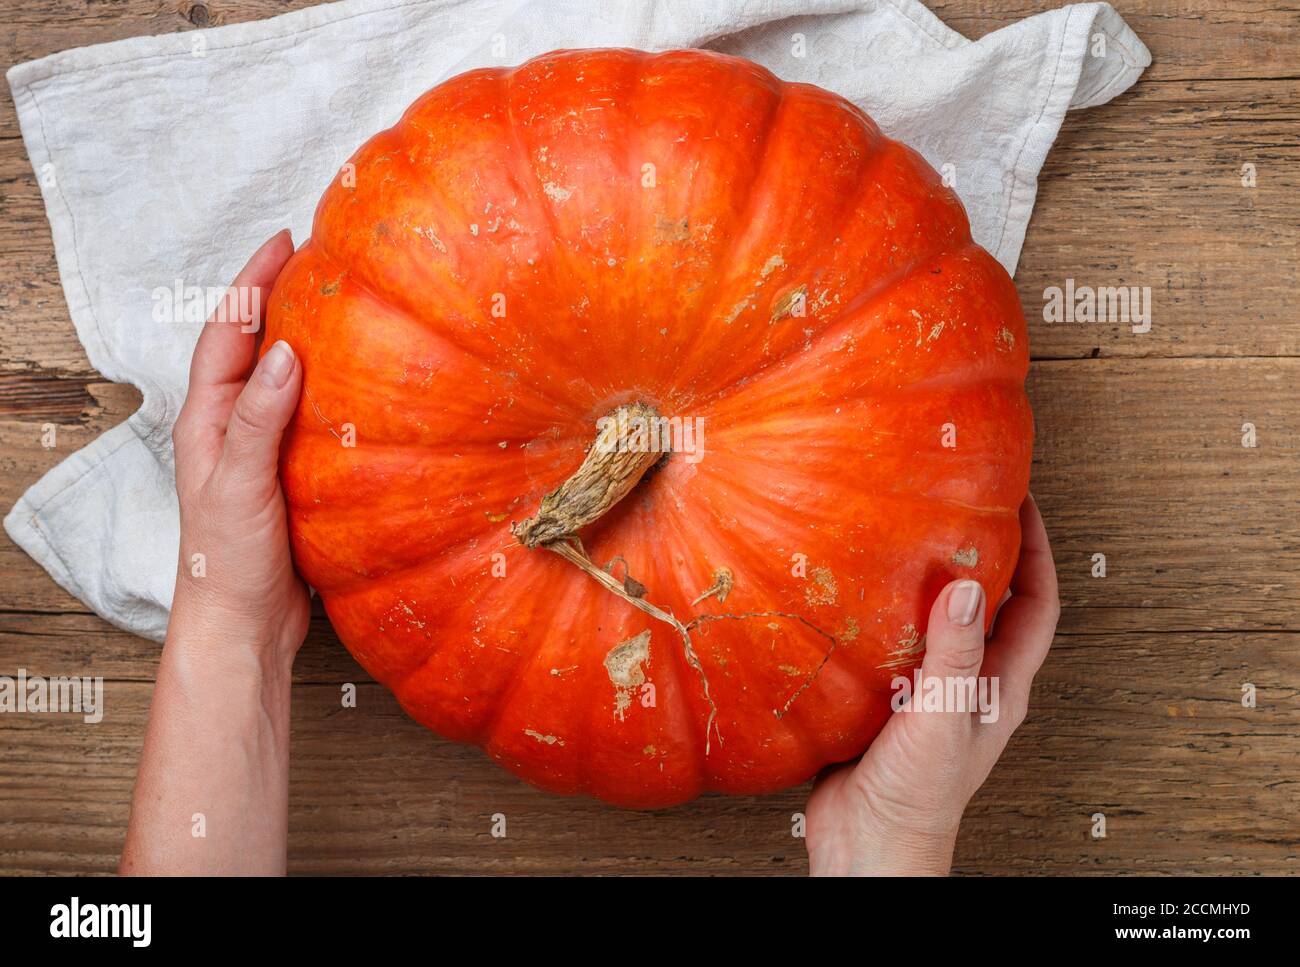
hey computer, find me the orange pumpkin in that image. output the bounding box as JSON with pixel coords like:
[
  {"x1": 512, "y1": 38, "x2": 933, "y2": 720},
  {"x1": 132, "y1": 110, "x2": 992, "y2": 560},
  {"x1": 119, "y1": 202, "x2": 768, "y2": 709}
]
[{"x1": 264, "y1": 48, "x2": 1032, "y2": 808}]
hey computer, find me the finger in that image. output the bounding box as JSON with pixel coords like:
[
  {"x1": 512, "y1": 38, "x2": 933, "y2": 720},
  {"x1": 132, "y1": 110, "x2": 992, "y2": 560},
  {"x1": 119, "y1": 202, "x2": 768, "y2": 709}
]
[
  {"x1": 1009, "y1": 494, "x2": 1058, "y2": 604},
  {"x1": 990, "y1": 496, "x2": 1060, "y2": 673},
  {"x1": 215, "y1": 339, "x2": 301, "y2": 493},
  {"x1": 904, "y1": 579, "x2": 987, "y2": 740},
  {"x1": 983, "y1": 496, "x2": 1061, "y2": 725},
  {"x1": 173, "y1": 231, "x2": 293, "y2": 498},
  {"x1": 922, "y1": 580, "x2": 987, "y2": 679},
  {"x1": 185, "y1": 230, "x2": 294, "y2": 410}
]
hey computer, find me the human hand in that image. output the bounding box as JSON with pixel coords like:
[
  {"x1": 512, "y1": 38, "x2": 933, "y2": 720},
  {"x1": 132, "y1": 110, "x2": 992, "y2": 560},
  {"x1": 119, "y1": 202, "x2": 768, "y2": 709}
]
[
  {"x1": 123, "y1": 231, "x2": 307, "y2": 875},
  {"x1": 168, "y1": 229, "x2": 307, "y2": 675},
  {"x1": 804, "y1": 495, "x2": 1060, "y2": 875}
]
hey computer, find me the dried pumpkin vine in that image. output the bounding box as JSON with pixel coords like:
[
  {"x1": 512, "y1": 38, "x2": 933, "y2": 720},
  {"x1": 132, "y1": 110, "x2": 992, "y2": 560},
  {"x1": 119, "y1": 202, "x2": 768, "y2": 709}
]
[{"x1": 512, "y1": 403, "x2": 839, "y2": 753}]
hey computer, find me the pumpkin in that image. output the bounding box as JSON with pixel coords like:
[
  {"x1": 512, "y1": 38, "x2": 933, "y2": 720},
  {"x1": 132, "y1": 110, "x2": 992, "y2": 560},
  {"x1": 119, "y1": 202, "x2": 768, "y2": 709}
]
[{"x1": 263, "y1": 48, "x2": 1032, "y2": 808}]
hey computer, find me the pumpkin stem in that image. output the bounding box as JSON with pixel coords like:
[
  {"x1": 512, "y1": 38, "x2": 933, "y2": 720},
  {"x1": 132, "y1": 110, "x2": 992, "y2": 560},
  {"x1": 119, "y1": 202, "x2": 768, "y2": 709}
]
[
  {"x1": 545, "y1": 538, "x2": 720, "y2": 753},
  {"x1": 512, "y1": 403, "x2": 723, "y2": 753},
  {"x1": 512, "y1": 402, "x2": 664, "y2": 547}
]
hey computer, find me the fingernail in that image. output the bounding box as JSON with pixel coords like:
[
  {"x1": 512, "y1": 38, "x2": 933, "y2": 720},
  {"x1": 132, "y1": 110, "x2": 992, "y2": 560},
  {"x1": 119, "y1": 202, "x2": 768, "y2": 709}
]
[
  {"x1": 258, "y1": 340, "x2": 294, "y2": 389},
  {"x1": 947, "y1": 580, "x2": 983, "y2": 627}
]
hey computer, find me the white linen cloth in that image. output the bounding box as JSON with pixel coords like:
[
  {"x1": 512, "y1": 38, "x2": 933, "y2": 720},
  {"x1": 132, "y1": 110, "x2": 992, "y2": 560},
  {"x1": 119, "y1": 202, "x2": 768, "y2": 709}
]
[{"x1": 4, "y1": 0, "x2": 1150, "y2": 642}]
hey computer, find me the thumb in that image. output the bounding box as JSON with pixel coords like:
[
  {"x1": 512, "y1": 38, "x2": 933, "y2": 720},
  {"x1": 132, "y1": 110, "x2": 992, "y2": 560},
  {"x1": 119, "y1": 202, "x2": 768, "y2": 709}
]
[
  {"x1": 920, "y1": 580, "x2": 987, "y2": 682},
  {"x1": 219, "y1": 339, "x2": 300, "y2": 488}
]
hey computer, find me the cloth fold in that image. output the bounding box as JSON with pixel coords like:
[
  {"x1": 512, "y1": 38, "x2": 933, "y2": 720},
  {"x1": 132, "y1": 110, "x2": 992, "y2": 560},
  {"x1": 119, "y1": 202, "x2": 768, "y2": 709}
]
[{"x1": 5, "y1": 0, "x2": 1149, "y2": 642}]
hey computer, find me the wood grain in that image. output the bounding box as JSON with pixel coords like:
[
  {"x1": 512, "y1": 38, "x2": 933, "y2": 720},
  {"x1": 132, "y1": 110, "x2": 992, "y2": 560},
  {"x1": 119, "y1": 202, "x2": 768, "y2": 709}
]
[
  {"x1": 3, "y1": 629, "x2": 1294, "y2": 875},
  {"x1": 1, "y1": 0, "x2": 1297, "y2": 876},
  {"x1": 930, "y1": 0, "x2": 1300, "y2": 81}
]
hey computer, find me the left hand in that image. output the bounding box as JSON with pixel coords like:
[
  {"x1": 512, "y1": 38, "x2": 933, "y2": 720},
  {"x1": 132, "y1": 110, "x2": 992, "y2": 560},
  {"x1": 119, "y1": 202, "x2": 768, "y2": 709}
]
[
  {"x1": 122, "y1": 231, "x2": 307, "y2": 876},
  {"x1": 168, "y1": 229, "x2": 307, "y2": 673}
]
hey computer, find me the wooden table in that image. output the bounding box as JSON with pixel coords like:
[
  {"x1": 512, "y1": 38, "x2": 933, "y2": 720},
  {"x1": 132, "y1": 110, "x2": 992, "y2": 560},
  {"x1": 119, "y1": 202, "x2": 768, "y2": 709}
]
[{"x1": 2, "y1": 1, "x2": 1296, "y2": 876}]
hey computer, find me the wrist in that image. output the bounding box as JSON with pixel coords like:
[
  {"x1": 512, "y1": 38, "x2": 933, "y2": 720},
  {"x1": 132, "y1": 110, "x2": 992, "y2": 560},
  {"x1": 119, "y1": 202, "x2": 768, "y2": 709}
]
[
  {"x1": 810, "y1": 818, "x2": 959, "y2": 877},
  {"x1": 167, "y1": 581, "x2": 302, "y2": 682}
]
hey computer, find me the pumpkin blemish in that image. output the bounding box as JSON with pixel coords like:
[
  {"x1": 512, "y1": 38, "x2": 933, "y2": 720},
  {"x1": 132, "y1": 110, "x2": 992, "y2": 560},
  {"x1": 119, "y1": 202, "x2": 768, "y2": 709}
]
[
  {"x1": 877, "y1": 624, "x2": 927, "y2": 670},
  {"x1": 770, "y1": 284, "x2": 807, "y2": 324},
  {"x1": 691, "y1": 567, "x2": 734, "y2": 605},
  {"x1": 805, "y1": 567, "x2": 838, "y2": 606},
  {"x1": 604, "y1": 630, "x2": 651, "y2": 721},
  {"x1": 524, "y1": 729, "x2": 564, "y2": 746}
]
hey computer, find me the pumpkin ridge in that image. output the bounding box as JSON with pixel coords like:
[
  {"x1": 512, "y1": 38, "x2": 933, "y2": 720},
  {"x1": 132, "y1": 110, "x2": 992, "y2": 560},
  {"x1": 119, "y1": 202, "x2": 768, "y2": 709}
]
[
  {"x1": 280, "y1": 417, "x2": 592, "y2": 593},
  {"x1": 600, "y1": 484, "x2": 732, "y2": 779},
  {"x1": 699, "y1": 371, "x2": 1031, "y2": 430},
  {"x1": 314, "y1": 125, "x2": 518, "y2": 336},
  {"x1": 501, "y1": 452, "x2": 759, "y2": 779},
  {"x1": 693, "y1": 463, "x2": 1023, "y2": 540},
  {"x1": 620, "y1": 468, "x2": 880, "y2": 715},
  {"x1": 679, "y1": 544, "x2": 859, "y2": 738},
  {"x1": 498, "y1": 64, "x2": 572, "y2": 289},
  {"x1": 583, "y1": 493, "x2": 734, "y2": 788},
  {"x1": 650, "y1": 69, "x2": 788, "y2": 384},
  {"x1": 294, "y1": 462, "x2": 579, "y2": 597},
  {"x1": 519, "y1": 542, "x2": 725, "y2": 786},
  {"x1": 314, "y1": 536, "x2": 507, "y2": 642},
  {"x1": 694, "y1": 370, "x2": 1032, "y2": 475},
  {"x1": 280, "y1": 295, "x2": 591, "y2": 452},
  {"x1": 492, "y1": 52, "x2": 652, "y2": 392},
  {"x1": 686, "y1": 608, "x2": 841, "y2": 770},
  {"x1": 688, "y1": 387, "x2": 1030, "y2": 530},
  {"x1": 284, "y1": 431, "x2": 558, "y2": 592},
  {"x1": 580, "y1": 502, "x2": 715, "y2": 796},
  {"x1": 668, "y1": 89, "x2": 893, "y2": 395},
  {"x1": 472, "y1": 563, "x2": 603, "y2": 764},
  {"x1": 306, "y1": 233, "x2": 585, "y2": 420},
  {"x1": 681, "y1": 228, "x2": 981, "y2": 416},
  {"x1": 366, "y1": 540, "x2": 576, "y2": 705}
]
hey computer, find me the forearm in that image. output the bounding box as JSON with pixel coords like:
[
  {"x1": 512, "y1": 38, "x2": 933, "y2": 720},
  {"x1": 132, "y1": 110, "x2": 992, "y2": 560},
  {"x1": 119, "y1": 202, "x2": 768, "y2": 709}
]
[{"x1": 121, "y1": 612, "x2": 295, "y2": 876}]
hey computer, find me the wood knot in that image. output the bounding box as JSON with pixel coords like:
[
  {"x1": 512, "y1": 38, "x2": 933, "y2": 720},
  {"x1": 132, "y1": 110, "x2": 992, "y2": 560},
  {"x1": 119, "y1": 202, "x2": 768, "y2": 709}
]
[{"x1": 186, "y1": 3, "x2": 213, "y2": 27}]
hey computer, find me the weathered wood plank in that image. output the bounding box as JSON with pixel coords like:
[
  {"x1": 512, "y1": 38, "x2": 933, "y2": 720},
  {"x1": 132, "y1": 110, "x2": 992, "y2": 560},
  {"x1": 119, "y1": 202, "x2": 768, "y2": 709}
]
[
  {"x1": 959, "y1": 630, "x2": 1300, "y2": 874},
  {"x1": 931, "y1": 0, "x2": 1300, "y2": 81},
  {"x1": 1029, "y1": 358, "x2": 1300, "y2": 633},
  {"x1": 1019, "y1": 79, "x2": 1300, "y2": 361},
  {"x1": 1, "y1": 630, "x2": 1294, "y2": 875},
  {"x1": 1, "y1": 1, "x2": 1295, "y2": 81},
  {"x1": 0, "y1": 610, "x2": 365, "y2": 684},
  {"x1": 0, "y1": 381, "x2": 141, "y2": 614}
]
